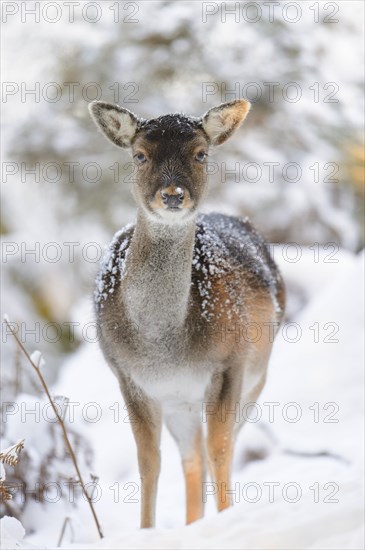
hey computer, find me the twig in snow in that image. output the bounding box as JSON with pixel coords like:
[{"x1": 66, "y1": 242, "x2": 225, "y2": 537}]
[
  {"x1": 57, "y1": 516, "x2": 73, "y2": 547},
  {"x1": 4, "y1": 317, "x2": 104, "y2": 539},
  {"x1": 0, "y1": 440, "x2": 25, "y2": 467},
  {"x1": 0, "y1": 439, "x2": 25, "y2": 502}
]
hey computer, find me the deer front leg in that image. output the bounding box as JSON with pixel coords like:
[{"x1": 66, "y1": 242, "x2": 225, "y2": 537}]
[
  {"x1": 165, "y1": 412, "x2": 206, "y2": 525},
  {"x1": 206, "y1": 368, "x2": 241, "y2": 512},
  {"x1": 137, "y1": 422, "x2": 161, "y2": 529},
  {"x1": 120, "y1": 378, "x2": 162, "y2": 528},
  {"x1": 182, "y1": 425, "x2": 205, "y2": 524}
]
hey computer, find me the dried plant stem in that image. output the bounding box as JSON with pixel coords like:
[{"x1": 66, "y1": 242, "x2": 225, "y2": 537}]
[
  {"x1": 57, "y1": 516, "x2": 72, "y2": 547},
  {"x1": 14, "y1": 343, "x2": 22, "y2": 394},
  {"x1": 4, "y1": 319, "x2": 103, "y2": 539},
  {"x1": 0, "y1": 439, "x2": 25, "y2": 466}
]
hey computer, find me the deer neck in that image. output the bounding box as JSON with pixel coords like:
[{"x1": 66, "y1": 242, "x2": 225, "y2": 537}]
[{"x1": 122, "y1": 209, "x2": 196, "y2": 334}]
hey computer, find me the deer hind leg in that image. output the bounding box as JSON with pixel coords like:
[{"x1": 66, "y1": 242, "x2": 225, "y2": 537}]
[
  {"x1": 119, "y1": 376, "x2": 162, "y2": 529},
  {"x1": 206, "y1": 367, "x2": 242, "y2": 512},
  {"x1": 165, "y1": 411, "x2": 206, "y2": 524}
]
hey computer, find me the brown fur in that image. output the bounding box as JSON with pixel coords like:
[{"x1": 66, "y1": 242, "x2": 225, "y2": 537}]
[{"x1": 183, "y1": 426, "x2": 205, "y2": 524}]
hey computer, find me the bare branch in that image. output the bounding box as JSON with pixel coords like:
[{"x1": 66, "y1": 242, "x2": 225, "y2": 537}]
[{"x1": 4, "y1": 317, "x2": 104, "y2": 539}]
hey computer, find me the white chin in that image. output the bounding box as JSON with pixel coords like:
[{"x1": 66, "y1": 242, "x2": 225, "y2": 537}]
[{"x1": 153, "y1": 208, "x2": 193, "y2": 224}]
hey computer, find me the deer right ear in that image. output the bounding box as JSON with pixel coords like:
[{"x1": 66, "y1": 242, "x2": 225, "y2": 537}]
[
  {"x1": 202, "y1": 99, "x2": 251, "y2": 146},
  {"x1": 88, "y1": 101, "x2": 139, "y2": 149}
]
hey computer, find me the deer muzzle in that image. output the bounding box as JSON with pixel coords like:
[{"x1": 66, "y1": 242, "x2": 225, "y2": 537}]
[{"x1": 161, "y1": 187, "x2": 185, "y2": 209}]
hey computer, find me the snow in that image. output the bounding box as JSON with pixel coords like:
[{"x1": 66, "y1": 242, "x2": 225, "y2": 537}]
[
  {"x1": 3, "y1": 248, "x2": 362, "y2": 549},
  {"x1": 94, "y1": 225, "x2": 134, "y2": 306},
  {"x1": 0, "y1": 517, "x2": 27, "y2": 550},
  {"x1": 193, "y1": 213, "x2": 283, "y2": 321},
  {"x1": 1, "y1": 1, "x2": 364, "y2": 547},
  {"x1": 30, "y1": 350, "x2": 45, "y2": 369}
]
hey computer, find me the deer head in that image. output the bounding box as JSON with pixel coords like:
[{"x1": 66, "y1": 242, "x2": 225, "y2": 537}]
[{"x1": 89, "y1": 99, "x2": 251, "y2": 224}]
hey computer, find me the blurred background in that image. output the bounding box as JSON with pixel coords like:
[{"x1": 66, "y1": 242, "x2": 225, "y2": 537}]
[
  {"x1": 2, "y1": 0, "x2": 364, "y2": 370},
  {"x1": 1, "y1": 1, "x2": 364, "y2": 546}
]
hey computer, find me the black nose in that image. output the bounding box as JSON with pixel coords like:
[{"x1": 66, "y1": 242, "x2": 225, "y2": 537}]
[{"x1": 161, "y1": 188, "x2": 184, "y2": 208}]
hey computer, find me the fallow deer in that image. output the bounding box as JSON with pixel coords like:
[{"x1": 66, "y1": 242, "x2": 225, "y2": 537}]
[{"x1": 88, "y1": 99, "x2": 285, "y2": 528}]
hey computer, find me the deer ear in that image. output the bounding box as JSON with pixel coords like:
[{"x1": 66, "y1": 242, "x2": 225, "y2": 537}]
[
  {"x1": 202, "y1": 99, "x2": 251, "y2": 146},
  {"x1": 88, "y1": 101, "x2": 139, "y2": 148}
]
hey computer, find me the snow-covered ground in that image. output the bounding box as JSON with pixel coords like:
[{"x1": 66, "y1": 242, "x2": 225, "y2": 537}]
[
  {"x1": 1, "y1": 2, "x2": 364, "y2": 547},
  {"x1": 2, "y1": 248, "x2": 364, "y2": 549}
]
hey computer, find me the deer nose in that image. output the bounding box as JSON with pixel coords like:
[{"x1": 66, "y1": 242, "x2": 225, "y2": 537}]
[{"x1": 161, "y1": 187, "x2": 184, "y2": 208}]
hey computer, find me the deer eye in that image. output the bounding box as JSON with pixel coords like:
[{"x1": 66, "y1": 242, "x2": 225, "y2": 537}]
[
  {"x1": 195, "y1": 151, "x2": 208, "y2": 163},
  {"x1": 134, "y1": 152, "x2": 147, "y2": 164}
]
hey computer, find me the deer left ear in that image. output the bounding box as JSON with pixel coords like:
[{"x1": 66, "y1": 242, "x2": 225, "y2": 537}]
[
  {"x1": 88, "y1": 101, "x2": 140, "y2": 149},
  {"x1": 202, "y1": 99, "x2": 251, "y2": 146}
]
